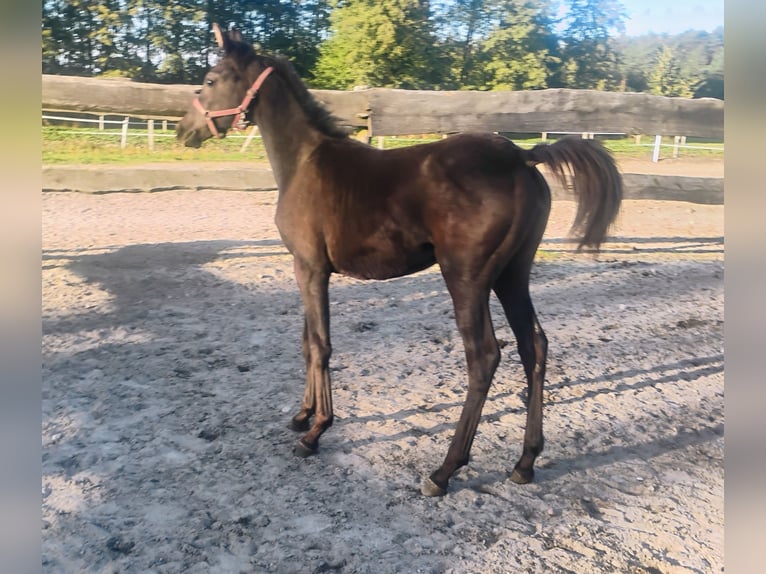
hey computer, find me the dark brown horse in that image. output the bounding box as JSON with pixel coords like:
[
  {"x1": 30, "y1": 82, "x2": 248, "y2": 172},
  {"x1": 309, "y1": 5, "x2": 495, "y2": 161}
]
[{"x1": 177, "y1": 25, "x2": 622, "y2": 496}]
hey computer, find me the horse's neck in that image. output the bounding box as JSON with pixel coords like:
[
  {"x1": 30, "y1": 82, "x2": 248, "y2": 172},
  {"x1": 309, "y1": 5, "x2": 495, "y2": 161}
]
[{"x1": 253, "y1": 76, "x2": 323, "y2": 192}]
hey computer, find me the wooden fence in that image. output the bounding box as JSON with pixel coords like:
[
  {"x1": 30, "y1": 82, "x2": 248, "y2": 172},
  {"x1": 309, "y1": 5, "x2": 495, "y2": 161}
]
[
  {"x1": 42, "y1": 74, "x2": 724, "y2": 203},
  {"x1": 42, "y1": 74, "x2": 723, "y2": 139}
]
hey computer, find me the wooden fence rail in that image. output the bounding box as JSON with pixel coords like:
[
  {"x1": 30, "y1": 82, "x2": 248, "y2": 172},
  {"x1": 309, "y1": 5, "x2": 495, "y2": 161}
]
[{"x1": 42, "y1": 74, "x2": 723, "y2": 139}]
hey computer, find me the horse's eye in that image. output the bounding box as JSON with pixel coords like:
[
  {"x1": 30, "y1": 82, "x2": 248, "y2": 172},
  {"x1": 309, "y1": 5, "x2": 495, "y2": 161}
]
[{"x1": 206, "y1": 79, "x2": 214, "y2": 86}]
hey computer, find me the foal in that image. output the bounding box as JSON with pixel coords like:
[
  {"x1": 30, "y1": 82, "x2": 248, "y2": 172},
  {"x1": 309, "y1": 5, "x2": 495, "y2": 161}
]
[{"x1": 177, "y1": 25, "x2": 622, "y2": 496}]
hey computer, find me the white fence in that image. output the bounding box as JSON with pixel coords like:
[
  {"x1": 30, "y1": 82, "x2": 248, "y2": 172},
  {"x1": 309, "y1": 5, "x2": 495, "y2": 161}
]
[
  {"x1": 42, "y1": 111, "x2": 265, "y2": 152},
  {"x1": 42, "y1": 110, "x2": 724, "y2": 161}
]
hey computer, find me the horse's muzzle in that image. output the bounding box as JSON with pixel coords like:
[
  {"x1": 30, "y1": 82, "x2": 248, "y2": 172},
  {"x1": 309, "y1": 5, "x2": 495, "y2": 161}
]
[
  {"x1": 175, "y1": 120, "x2": 207, "y2": 148},
  {"x1": 180, "y1": 132, "x2": 204, "y2": 148}
]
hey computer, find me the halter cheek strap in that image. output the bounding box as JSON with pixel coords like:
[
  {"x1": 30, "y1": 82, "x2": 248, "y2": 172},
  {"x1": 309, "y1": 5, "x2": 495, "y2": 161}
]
[{"x1": 193, "y1": 66, "x2": 274, "y2": 138}]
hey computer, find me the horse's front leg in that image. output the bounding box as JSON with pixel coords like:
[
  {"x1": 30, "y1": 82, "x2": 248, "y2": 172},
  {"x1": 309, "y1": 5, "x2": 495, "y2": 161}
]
[
  {"x1": 288, "y1": 318, "x2": 314, "y2": 431},
  {"x1": 289, "y1": 258, "x2": 333, "y2": 457}
]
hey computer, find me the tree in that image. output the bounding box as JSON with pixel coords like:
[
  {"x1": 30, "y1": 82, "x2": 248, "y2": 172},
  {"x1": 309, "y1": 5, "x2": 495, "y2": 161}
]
[
  {"x1": 693, "y1": 73, "x2": 723, "y2": 99},
  {"x1": 647, "y1": 45, "x2": 693, "y2": 97},
  {"x1": 313, "y1": 0, "x2": 446, "y2": 89},
  {"x1": 477, "y1": 0, "x2": 559, "y2": 90},
  {"x1": 42, "y1": 1, "x2": 74, "y2": 74},
  {"x1": 150, "y1": 1, "x2": 208, "y2": 83},
  {"x1": 615, "y1": 26, "x2": 724, "y2": 98},
  {"x1": 40, "y1": 0, "x2": 723, "y2": 98},
  {"x1": 42, "y1": 0, "x2": 100, "y2": 75},
  {"x1": 247, "y1": 0, "x2": 332, "y2": 79},
  {"x1": 558, "y1": 0, "x2": 626, "y2": 90},
  {"x1": 203, "y1": 1, "x2": 332, "y2": 82},
  {"x1": 437, "y1": 0, "x2": 495, "y2": 87}
]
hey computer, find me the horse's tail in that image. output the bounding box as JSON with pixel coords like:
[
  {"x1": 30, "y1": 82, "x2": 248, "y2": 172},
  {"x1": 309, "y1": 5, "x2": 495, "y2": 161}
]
[{"x1": 522, "y1": 138, "x2": 622, "y2": 250}]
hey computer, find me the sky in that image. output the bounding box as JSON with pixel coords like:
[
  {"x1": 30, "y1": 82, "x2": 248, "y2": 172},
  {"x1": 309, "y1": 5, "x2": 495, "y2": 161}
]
[{"x1": 617, "y1": 0, "x2": 724, "y2": 36}]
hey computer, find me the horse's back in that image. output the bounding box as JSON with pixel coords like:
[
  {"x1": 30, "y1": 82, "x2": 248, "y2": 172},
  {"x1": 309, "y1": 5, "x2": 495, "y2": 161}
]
[{"x1": 280, "y1": 133, "x2": 549, "y2": 279}]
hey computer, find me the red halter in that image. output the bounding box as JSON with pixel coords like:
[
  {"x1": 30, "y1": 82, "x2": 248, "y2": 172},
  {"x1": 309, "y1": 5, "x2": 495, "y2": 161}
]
[{"x1": 193, "y1": 66, "x2": 274, "y2": 138}]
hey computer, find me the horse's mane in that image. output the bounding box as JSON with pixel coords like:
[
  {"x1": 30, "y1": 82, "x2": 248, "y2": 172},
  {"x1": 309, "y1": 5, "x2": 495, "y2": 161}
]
[
  {"x1": 223, "y1": 36, "x2": 348, "y2": 138},
  {"x1": 260, "y1": 52, "x2": 349, "y2": 139}
]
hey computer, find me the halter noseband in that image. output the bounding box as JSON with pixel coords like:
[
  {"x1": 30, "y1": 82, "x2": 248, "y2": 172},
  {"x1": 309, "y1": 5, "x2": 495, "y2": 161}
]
[{"x1": 193, "y1": 66, "x2": 274, "y2": 138}]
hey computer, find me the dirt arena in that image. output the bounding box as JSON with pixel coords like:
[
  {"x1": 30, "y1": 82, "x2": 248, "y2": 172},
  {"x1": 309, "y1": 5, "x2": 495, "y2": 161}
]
[{"x1": 42, "y1": 160, "x2": 723, "y2": 573}]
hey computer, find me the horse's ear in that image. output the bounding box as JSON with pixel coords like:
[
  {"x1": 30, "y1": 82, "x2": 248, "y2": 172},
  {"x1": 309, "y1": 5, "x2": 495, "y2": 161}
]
[
  {"x1": 212, "y1": 23, "x2": 225, "y2": 49},
  {"x1": 212, "y1": 22, "x2": 240, "y2": 54}
]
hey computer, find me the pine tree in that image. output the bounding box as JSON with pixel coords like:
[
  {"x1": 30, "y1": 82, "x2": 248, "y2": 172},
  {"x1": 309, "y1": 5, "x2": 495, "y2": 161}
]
[
  {"x1": 559, "y1": 0, "x2": 626, "y2": 90},
  {"x1": 313, "y1": 0, "x2": 446, "y2": 89},
  {"x1": 647, "y1": 45, "x2": 693, "y2": 97},
  {"x1": 477, "y1": 0, "x2": 558, "y2": 90},
  {"x1": 437, "y1": 0, "x2": 494, "y2": 87}
]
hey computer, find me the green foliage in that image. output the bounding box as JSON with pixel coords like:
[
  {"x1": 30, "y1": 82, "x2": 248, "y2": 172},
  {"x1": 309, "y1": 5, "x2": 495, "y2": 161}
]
[
  {"x1": 557, "y1": 0, "x2": 626, "y2": 90},
  {"x1": 477, "y1": 1, "x2": 559, "y2": 90},
  {"x1": 41, "y1": 1, "x2": 724, "y2": 98},
  {"x1": 42, "y1": 1, "x2": 328, "y2": 84},
  {"x1": 312, "y1": 0, "x2": 446, "y2": 89},
  {"x1": 647, "y1": 45, "x2": 691, "y2": 97},
  {"x1": 615, "y1": 27, "x2": 724, "y2": 98}
]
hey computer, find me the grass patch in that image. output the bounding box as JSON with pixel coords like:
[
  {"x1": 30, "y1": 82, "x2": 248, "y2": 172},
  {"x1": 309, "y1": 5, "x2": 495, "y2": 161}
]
[
  {"x1": 42, "y1": 125, "x2": 723, "y2": 165},
  {"x1": 42, "y1": 126, "x2": 268, "y2": 164},
  {"x1": 379, "y1": 134, "x2": 723, "y2": 160}
]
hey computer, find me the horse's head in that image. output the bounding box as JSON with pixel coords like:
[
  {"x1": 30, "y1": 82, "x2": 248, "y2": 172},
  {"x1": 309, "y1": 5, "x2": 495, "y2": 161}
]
[{"x1": 176, "y1": 24, "x2": 272, "y2": 148}]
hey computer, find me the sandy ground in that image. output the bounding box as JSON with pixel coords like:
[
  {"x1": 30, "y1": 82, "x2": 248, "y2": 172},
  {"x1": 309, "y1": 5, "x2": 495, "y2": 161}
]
[
  {"x1": 615, "y1": 157, "x2": 723, "y2": 179},
  {"x1": 42, "y1": 159, "x2": 723, "y2": 573}
]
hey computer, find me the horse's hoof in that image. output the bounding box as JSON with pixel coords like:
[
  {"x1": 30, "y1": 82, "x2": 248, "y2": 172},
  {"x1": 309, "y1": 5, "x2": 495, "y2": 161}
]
[
  {"x1": 293, "y1": 439, "x2": 317, "y2": 458},
  {"x1": 420, "y1": 477, "x2": 447, "y2": 497},
  {"x1": 288, "y1": 418, "x2": 310, "y2": 432},
  {"x1": 510, "y1": 467, "x2": 534, "y2": 484}
]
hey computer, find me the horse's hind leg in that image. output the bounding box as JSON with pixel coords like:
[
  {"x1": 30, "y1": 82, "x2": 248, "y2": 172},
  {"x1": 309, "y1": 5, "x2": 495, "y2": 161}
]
[
  {"x1": 289, "y1": 258, "x2": 334, "y2": 457},
  {"x1": 422, "y1": 277, "x2": 500, "y2": 496},
  {"x1": 493, "y1": 261, "x2": 547, "y2": 484}
]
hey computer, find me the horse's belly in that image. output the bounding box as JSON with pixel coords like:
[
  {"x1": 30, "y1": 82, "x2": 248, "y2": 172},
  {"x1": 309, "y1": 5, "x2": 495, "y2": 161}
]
[{"x1": 331, "y1": 242, "x2": 436, "y2": 280}]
